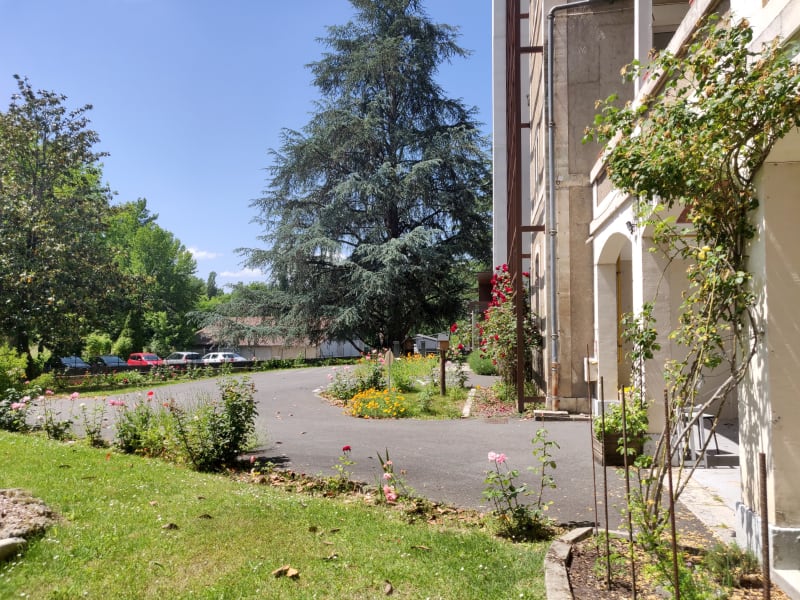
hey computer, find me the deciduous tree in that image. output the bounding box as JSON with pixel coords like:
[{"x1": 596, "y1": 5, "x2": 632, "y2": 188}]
[{"x1": 0, "y1": 76, "x2": 124, "y2": 370}]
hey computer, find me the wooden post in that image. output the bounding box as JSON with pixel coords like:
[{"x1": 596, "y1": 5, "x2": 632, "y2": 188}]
[{"x1": 439, "y1": 338, "x2": 449, "y2": 396}]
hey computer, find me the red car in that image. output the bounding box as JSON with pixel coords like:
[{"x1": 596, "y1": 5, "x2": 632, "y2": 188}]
[{"x1": 127, "y1": 352, "x2": 163, "y2": 366}]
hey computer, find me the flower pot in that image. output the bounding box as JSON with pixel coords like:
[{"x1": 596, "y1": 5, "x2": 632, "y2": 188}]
[{"x1": 592, "y1": 432, "x2": 642, "y2": 466}]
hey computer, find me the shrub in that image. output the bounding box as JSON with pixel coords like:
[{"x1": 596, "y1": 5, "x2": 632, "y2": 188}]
[
  {"x1": 468, "y1": 350, "x2": 496, "y2": 376},
  {"x1": 169, "y1": 377, "x2": 258, "y2": 471},
  {"x1": 113, "y1": 379, "x2": 258, "y2": 472},
  {"x1": 82, "y1": 331, "x2": 113, "y2": 360},
  {"x1": 0, "y1": 344, "x2": 27, "y2": 392},
  {"x1": 28, "y1": 372, "x2": 56, "y2": 394},
  {"x1": 111, "y1": 334, "x2": 133, "y2": 359},
  {"x1": 326, "y1": 358, "x2": 386, "y2": 402},
  {"x1": 0, "y1": 388, "x2": 31, "y2": 432},
  {"x1": 113, "y1": 397, "x2": 169, "y2": 457}
]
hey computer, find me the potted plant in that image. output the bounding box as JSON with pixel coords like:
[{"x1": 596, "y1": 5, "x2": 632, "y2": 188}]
[{"x1": 592, "y1": 390, "x2": 648, "y2": 466}]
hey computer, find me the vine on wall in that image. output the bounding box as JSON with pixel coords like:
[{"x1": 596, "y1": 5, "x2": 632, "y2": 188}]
[{"x1": 586, "y1": 15, "x2": 800, "y2": 534}]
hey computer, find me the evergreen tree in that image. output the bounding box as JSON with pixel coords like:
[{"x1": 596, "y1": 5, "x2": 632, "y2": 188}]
[
  {"x1": 240, "y1": 0, "x2": 491, "y2": 347},
  {"x1": 206, "y1": 272, "x2": 221, "y2": 298}
]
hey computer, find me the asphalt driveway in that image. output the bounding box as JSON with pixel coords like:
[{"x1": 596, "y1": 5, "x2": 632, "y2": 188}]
[
  {"x1": 44, "y1": 366, "x2": 630, "y2": 528},
  {"x1": 242, "y1": 367, "x2": 627, "y2": 528}
]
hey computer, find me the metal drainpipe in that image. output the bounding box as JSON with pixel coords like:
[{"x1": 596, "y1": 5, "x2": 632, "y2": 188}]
[{"x1": 546, "y1": 0, "x2": 608, "y2": 408}]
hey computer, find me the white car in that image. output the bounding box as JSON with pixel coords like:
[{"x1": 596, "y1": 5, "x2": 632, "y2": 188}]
[{"x1": 201, "y1": 352, "x2": 248, "y2": 365}]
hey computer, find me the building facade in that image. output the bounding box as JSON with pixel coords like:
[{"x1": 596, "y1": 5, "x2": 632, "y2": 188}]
[{"x1": 493, "y1": 0, "x2": 800, "y2": 594}]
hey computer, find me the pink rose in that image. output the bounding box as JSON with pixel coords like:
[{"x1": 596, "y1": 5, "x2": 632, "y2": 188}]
[{"x1": 383, "y1": 485, "x2": 398, "y2": 503}]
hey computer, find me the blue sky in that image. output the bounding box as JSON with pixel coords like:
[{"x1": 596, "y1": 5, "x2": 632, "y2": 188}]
[{"x1": 1, "y1": 0, "x2": 492, "y2": 287}]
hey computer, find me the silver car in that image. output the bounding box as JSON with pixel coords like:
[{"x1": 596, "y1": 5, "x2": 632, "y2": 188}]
[{"x1": 164, "y1": 351, "x2": 204, "y2": 366}]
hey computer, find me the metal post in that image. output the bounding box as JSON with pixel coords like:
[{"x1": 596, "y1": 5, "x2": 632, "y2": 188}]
[
  {"x1": 664, "y1": 390, "x2": 680, "y2": 600},
  {"x1": 600, "y1": 376, "x2": 611, "y2": 589},
  {"x1": 588, "y1": 348, "x2": 599, "y2": 535},
  {"x1": 621, "y1": 388, "x2": 637, "y2": 598},
  {"x1": 759, "y1": 452, "x2": 771, "y2": 600}
]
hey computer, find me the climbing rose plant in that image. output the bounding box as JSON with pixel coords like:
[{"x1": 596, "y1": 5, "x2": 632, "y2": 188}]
[
  {"x1": 586, "y1": 15, "x2": 800, "y2": 536},
  {"x1": 479, "y1": 265, "x2": 540, "y2": 386}
]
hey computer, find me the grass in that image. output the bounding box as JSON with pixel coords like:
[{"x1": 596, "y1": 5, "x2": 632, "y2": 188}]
[{"x1": 0, "y1": 432, "x2": 548, "y2": 599}]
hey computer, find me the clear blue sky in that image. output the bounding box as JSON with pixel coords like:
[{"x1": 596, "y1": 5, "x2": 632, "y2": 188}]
[{"x1": 1, "y1": 0, "x2": 492, "y2": 287}]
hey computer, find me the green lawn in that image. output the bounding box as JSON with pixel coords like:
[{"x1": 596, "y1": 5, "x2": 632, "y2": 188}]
[{"x1": 0, "y1": 432, "x2": 547, "y2": 599}]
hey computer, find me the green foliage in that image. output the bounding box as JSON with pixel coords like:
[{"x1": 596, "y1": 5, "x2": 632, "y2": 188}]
[
  {"x1": 39, "y1": 392, "x2": 74, "y2": 441},
  {"x1": 106, "y1": 199, "x2": 204, "y2": 353},
  {"x1": 467, "y1": 349, "x2": 496, "y2": 375},
  {"x1": 82, "y1": 331, "x2": 113, "y2": 360},
  {"x1": 526, "y1": 428, "x2": 559, "y2": 519},
  {"x1": 168, "y1": 377, "x2": 258, "y2": 471},
  {"x1": 239, "y1": 0, "x2": 491, "y2": 347},
  {"x1": 112, "y1": 396, "x2": 170, "y2": 457},
  {"x1": 325, "y1": 356, "x2": 386, "y2": 401},
  {"x1": 114, "y1": 378, "x2": 258, "y2": 472},
  {"x1": 704, "y1": 542, "x2": 760, "y2": 589},
  {"x1": 0, "y1": 76, "x2": 125, "y2": 367},
  {"x1": 0, "y1": 388, "x2": 30, "y2": 432},
  {"x1": 76, "y1": 401, "x2": 106, "y2": 447},
  {"x1": 110, "y1": 333, "x2": 134, "y2": 359},
  {"x1": 482, "y1": 430, "x2": 557, "y2": 541},
  {"x1": 28, "y1": 372, "x2": 56, "y2": 394},
  {"x1": 593, "y1": 393, "x2": 649, "y2": 440},
  {"x1": 328, "y1": 445, "x2": 357, "y2": 493},
  {"x1": 0, "y1": 343, "x2": 27, "y2": 391},
  {"x1": 587, "y1": 16, "x2": 800, "y2": 543},
  {"x1": 478, "y1": 266, "x2": 541, "y2": 386}
]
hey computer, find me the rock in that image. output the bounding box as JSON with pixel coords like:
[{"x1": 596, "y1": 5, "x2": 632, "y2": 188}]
[
  {"x1": 0, "y1": 489, "x2": 58, "y2": 539},
  {"x1": 0, "y1": 537, "x2": 27, "y2": 561}
]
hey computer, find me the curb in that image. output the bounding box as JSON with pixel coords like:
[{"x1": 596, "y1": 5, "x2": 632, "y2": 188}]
[
  {"x1": 461, "y1": 387, "x2": 477, "y2": 417},
  {"x1": 544, "y1": 526, "x2": 595, "y2": 600}
]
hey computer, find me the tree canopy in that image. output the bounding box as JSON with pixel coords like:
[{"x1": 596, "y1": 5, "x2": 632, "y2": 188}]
[
  {"x1": 0, "y1": 78, "x2": 205, "y2": 368},
  {"x1": 0, "y1": 76, "x2": 125, "y2": 365},
  {"x1": 239, "y1": 0, "x2": 491, "y2": 347},
  {"x1": 106, "y1": 199, "x2": 203, "y2": 354}
]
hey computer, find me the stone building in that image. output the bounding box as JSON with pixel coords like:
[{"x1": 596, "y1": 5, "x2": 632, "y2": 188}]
[{"x1": 493, "y1": 0, "x2": 800, "y2": 594}]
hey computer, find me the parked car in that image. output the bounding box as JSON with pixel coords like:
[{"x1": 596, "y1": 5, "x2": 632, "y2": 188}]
[
  {"x1": 89, "y1": 355, "x2": 132, "y2": 371},
  {"x1": 201, "y1": 352, "x2": 248, "y2": 365},
  {"x1": 47, "y1": 356, "x2": 92, "y2": 371},
  {"x1": 127, "y1": 352, "x2": 163, "y2": 366},
  {"x1": 164, "y1": 351, "x2": 203, "y2": 366}
]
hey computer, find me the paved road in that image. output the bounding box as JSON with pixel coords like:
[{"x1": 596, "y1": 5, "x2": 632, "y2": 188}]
[
  {"x1": 244, "y1": 367, "x2": 628, "y2": 527},
  {"x1": 49, "y1": 367, "x2": 632, "y2": 528}
]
